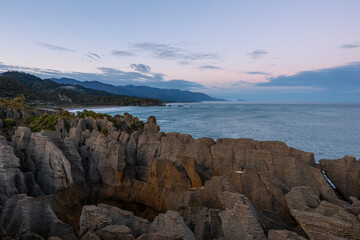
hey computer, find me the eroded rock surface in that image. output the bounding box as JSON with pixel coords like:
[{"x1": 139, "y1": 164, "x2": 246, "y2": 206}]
[
  {"x1": 320, "y1": 155, "x2": 360, "y2": 200},
  {"x1": 1, "y1": 194, "x2": 76, "y2": 240},
  {"x1": 0, "y1": 113, "x2": 359, "y2": 240}
]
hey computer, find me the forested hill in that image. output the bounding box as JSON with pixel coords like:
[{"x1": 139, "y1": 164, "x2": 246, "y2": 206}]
[
  {"x1": 52, "y1": 77, "x2": 223, "y2": 102},
  {"x1": 0, "y1": 71, "x2": 163, "y2": 107}
]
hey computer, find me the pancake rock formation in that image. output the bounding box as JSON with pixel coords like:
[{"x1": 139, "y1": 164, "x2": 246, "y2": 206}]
[{"x1": 0, "y1": 107, "x2": 359, "y2": 240}]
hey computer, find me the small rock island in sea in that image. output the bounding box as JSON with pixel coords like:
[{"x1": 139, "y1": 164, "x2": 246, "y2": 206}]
[{"x1": 0, "y1": 99, "x2": 359, "y2": 240}]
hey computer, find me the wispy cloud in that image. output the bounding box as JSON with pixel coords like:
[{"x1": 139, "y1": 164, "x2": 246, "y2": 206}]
[
  {"x1": 130, "y1": 64, "x2": 151, "y2": 73},
  {"x1": 246, "y1": 71, "x2": 270, "y2": 76},
  {"x1": 111, "y1": 50, "x2": 136, "y2": 57},
  {"x1": 246, "y1": 49, "x2": 268, "y2": 59},
  {"x1": 86, "y1": 52, "x2": 102, "y2": 62},
  {"x1": 340, "y1": 43, "x2": 360, "y2": 49},
  {"x1": 178, "y1": 61, "x2": 190, "y2": 65},
  {"x1": 132, "y1": 42, "x2": 219, "y2": 62},
  {"x1": 35, "y1": 41, "x2": 75, "y2": 52},
  {"x1": 199, "y1": 65, "x2": 223, "y2": 70}
]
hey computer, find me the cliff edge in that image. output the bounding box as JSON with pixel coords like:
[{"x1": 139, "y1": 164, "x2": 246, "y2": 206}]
[{"x1": 0, "y1": 106, "x2": 359, "y2": 240}]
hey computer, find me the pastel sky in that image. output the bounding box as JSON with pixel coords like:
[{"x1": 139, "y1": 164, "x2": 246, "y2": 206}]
[{"x1": 1, "y1": 0, "x2": 360, "y2": 101}]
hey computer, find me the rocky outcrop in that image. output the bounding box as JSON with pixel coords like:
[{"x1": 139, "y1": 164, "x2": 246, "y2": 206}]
[
  {"x1": 218, "y1": 192, "x2": 267, "y2": 240},
  {"x1": 291, "y1": 208, "x2": 360, "y2": 240},
  {"x1": 0, "y1": 112, "x2": 359, "y2": 239},
  {"x1": 320, "y1": 155, "x2": 360, "y2": 200},
  {"x1": 0, "y1": 136, "x2": 27, "y2": 207},
  {"x1": 79, "y1": 203, "x2": 194, "y2": 239},
  {"x1": 1, "y1": 194, "x2": 76, "y2": 240}
]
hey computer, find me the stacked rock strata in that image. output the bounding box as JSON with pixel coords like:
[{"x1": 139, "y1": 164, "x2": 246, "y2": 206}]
[{"x1": 0, "y1": 112, "x2": 359, "y2": 240}]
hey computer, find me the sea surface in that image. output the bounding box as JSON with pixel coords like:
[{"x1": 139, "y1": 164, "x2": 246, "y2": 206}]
[{"x1": 68, "y1": 102, "x2": 360, "y2": 161}]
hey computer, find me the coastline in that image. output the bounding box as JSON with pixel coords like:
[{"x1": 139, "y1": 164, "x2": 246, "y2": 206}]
[
  {"x1": 63, "y1": 102, "x2": 360, "y2": 161},
  {"x1": 0, "y1": 105, "x2": 360, "y2": 239}
]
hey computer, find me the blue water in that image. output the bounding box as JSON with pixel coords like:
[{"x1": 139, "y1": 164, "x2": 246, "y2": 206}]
[{"x1": 69, "y1": 102, "x2": 360, "y2": 161}]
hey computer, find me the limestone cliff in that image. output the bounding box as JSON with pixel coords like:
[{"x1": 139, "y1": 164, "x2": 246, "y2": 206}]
[{"x1": 0, "y1": 110, "x2": 359, "y2": 240}]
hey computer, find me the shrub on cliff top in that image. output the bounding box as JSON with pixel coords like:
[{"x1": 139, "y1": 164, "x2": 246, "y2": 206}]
[
  {"x1": 3, "y1": 118, "x2": 16, "y2": 131},
  {"x1": 101, "y1": 127, "x2": 108, "y2": 137},
  {"x1": 26, "y1": 114, "x2": 59, "y2": 132},
  {"x1": 0, "y1": 96, "x2": 26, "y2": 110}
]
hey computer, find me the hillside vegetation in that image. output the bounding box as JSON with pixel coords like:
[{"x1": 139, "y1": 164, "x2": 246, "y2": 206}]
[{"x1": 0, "y1": 71, "x2": 163, "y2": 107}]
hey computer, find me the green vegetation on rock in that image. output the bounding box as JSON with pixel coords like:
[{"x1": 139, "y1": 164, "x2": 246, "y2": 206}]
[
  {"x1": 3, "y1": 118, "x2": 16, "y2": 131},
  {"x1": 0, "y1": 96, "x2": 27, "y2": 110},
  {"x1": 24, "y1": 114, "x2": 59, "y2": 132}
]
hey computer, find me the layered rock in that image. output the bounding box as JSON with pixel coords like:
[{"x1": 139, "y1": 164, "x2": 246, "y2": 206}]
[
  {"x1": 0, "y1": 113, "x2": 359, "y2": 239},
  {"x1": 320, "y1": 155, "x2": 360, "y2": 200},
  {"x1": 79, "y1": 203, "x2": 194, "y2": 239},
  {"x1": 0, "y1": 136, "x2": 27, "y2": 207},
  {"x1": 218, "y1": 191, "x2": 267, "y2": 240},
  {"x1": 1, "y1": 194, "x2": 76, "y2": 240}
]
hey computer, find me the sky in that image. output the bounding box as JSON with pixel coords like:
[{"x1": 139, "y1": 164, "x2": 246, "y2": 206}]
[{"x1": 0, "y1": 0, "x2": 360, "y2": 101}]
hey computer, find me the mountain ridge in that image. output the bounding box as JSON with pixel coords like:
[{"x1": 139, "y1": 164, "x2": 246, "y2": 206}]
[
  {"x1": 52, "y1": 77, "x2": 223, "y2": 102},
  {"x1": 0, "y1": 71, "x2": 163, "y2": 107}
]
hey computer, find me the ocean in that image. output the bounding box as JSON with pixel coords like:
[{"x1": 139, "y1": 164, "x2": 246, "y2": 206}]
[{"x1": 68, "y1": 102, "x2": 360, "y2": 161}]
